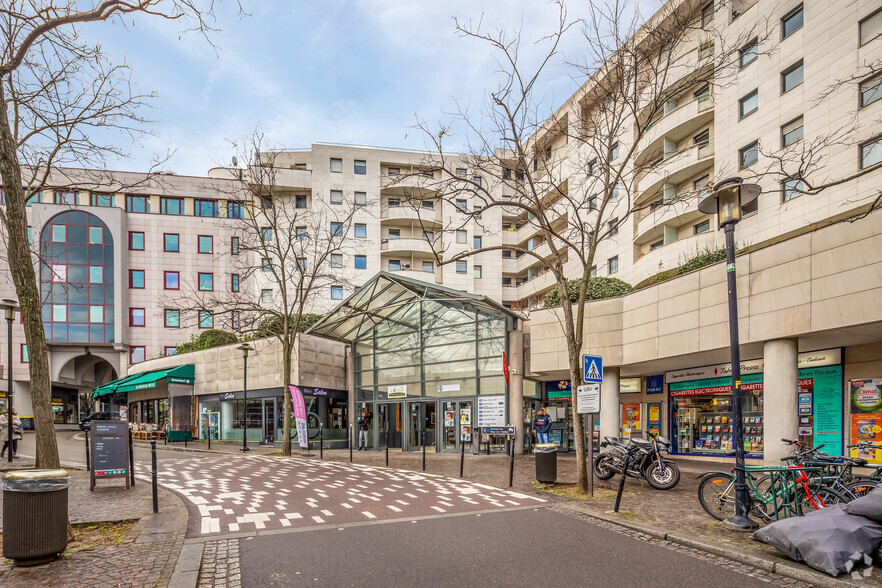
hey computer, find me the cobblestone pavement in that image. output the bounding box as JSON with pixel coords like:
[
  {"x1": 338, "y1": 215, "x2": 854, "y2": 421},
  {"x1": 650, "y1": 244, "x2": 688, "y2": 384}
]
[
  {"x1": 198, "y1": 539, "x2": 242, "y2": 588},
  {"x1": 139, "y1": 454, "x2": 545, "y2": 538}
]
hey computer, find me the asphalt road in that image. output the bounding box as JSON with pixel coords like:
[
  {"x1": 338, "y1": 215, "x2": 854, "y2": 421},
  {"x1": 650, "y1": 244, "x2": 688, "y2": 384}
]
[{"x1": 239, "y1": 507, "x2": 774, "y2": 588}]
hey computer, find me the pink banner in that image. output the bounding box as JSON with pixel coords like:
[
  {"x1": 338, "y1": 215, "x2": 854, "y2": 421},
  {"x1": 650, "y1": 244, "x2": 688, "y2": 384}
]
[{"x1": 289, "y1": 385, "x2": 308, "y2": 449}]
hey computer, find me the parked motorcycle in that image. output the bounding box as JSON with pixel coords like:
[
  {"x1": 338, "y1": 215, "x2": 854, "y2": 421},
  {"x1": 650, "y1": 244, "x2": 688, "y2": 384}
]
[{"x1": 593, "y1": 431, "x2": 681, "y2": 490}]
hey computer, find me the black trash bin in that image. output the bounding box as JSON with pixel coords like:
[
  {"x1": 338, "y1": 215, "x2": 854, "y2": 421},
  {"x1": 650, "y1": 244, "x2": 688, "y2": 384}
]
[
  {"x1": 2, "y1": 469, "x2": 70, "y2": 566},
  {"x1": 534, "y1": 443, "x2": 558, "y2": 483}
]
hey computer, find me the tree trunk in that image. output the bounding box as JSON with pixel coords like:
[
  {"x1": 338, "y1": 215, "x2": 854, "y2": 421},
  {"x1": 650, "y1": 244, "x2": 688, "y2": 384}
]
[
  {"x1": 282, "y1": 338, "x2": 292, "y2": 456},
  {"x1": 0, "y1": 87, "x2": 60, "y2": 469}
]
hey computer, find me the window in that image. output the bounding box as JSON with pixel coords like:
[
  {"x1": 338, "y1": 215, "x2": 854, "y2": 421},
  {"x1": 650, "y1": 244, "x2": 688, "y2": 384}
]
[
  {"x1": 90, "y1": 193, "x2": 113, "y2": 207},
  {"x1": 608, "y1": 142, "x2": 619, "y2": 161},
  {"x1": 607, "y1": 256, "x2": 619, "y2": 274},
  {"x1": 781, "y1": 5, "x2": 804, "y2": 39},
  {"x1": 130, "y1": 308, "x2": 146, "y2": 327},
  {"x1": 388, "y1": 167, "x2": 400, "y2": 175},
  {"x1": 227, "y1": 200, "x2": 244, "y2": 219},
  {"x1": 354, "y1": 223, "x2": 367, "y2": 238},
  {"x1": 88, "y1": 226, "x2": 103, "y2": 245},
  {"x1": 331, "y1": 253, "x2": 343, "y2": 268},
  {"x1": 261, "y1": 258, "x2": 272, "y2": 272},
  {"x1": 295, "y1": 194, "x2": 307, "y2": 209},
  {"x1": 474, "y1": 265, "x2": 483, "y2": 279},
  {"x1": 198, "y1": 272, "x2": 213, "y2": 291},
  {"x1": 781, "y1": 60, "x2": 804, "y2": 93},
  {"x1": 694, "y1": 219, "x2": 711, "y2": 235},
  {"x1": 387, "y1": 197, "x2": 400, "y2": 208},
  {"x1": 130, "y1": 346, "x2": 145, "y2": 364},
  {"x1": 230, "y1": 236, "x2": 240, "y2": 254},
  {"x1": 129, "y1": 231, "x2": 145, "y2": 251},
  {"x1": 160, "y1": 233, "x2": 179, "y2": 253},
  {"x1": 739, "y1": 141, "x2": 759, "y2": 168},
  {"x1": 261, "y1": 227, "x2": 273, "y2": 242},
  {"x1": 694, "y1": 174, "x2": 710, "y2": 196},
  {"x1": 297, "y1": 257, "x2": 307, "y2": 271},
  {"x1": 330, "y1": 158, "x2": 343, "y2": 173},
  {"x1": 532, "y1": 157, "x2": 538, "y2": 171},
  {"x1": 355, "y1": 255, "x2": 367, "y2": 269},
  {"x1": 502, "y1": 168, "x2": 511, "y2": 180},
  {"x1": 693, "y1": 129, "x2": 710, "y2": 152},
  {"x1": 55, "y1": 191, "x2": 77, "y2": 205},
  {"x1": 455, "y1": 168, "x2": 467, "y2": 179},
  {"x1": 194, "y1": 199, "x2": 218, "y2": 217},
  {"x1": 860, "y1": 8, "x2": 882, "y2": 46},
  {"x1": 260, "y1": 289, "x2": 272, "y2": 304},
  {"x1": 473, "y1": 236, "x2": 482, "y2": 249},
  {"x1": 589, "y1": 196, "x2": 598, "y2": 210},
  {"x1": 456, "y1": 260, "x2": 467, "y2": 274},
  {"x1": 231, "y1": 274, "x2": 240, "y2": 292},
  {"x1": 782, "y1": 177, "x2": 807, "y2": 202},
  {"x1": 515, "y1": 170, "x2": 525, "y2": 181},
  {"x1": 860, "y1": 74, "x2": 882, "y2": 108},
  {"x1": 422, "y1": 261, "x2": 434, "y2": 273},
  {"x1": 781, "y1": 116, "x2": 804, "y2": 147},
  {"x1": 198, "y1": 235, "x2": 213, "y2": 254},
  {"x1": 698, "y1": 41, "x2": 714, "y2": 60},
  {"x1": 51, "y1": 224, "x2": 66, "y2": 242},
  {"x1": 456, "y1": 230, "x2": 467, "y2": 244},
  {"x1": 331, "y1": 286, "x2": 344, "y2": 300},
  {"x1": 589, "y1": 266, "x2": 597, "y2": 278},
  {"x1": 608, "y1": 218, "x2": 618, "y2": 237},
  {"x1": 694, "y1": 84, "x2": 710, "y2": 103},
  {"x1": 199, "y1": 311, "x2": 213, "y2": 329},
  {"x1": 860, "y1": 136, "x2": 882, "y2": 169},
  {"x1": 388, "y1": 259, "x2": 401, "y2": 271},
  {"x1": 455, "y1": 199, "x2": 468, "y2": 213},
  {"x1": 25, "y1": 191, "x2": 42, "y2": 206},
  {"x1": 231, "y1": 310, "x2": 240, "y2": 330},
  {"x1": 164, "y1": 271, "x2": 179, "y2": 290},
  {"x1": 296, "y1": 226, "x2": 308, "y2": 240},
  {"x1": 388, "y1": 228, "x2": 401, "y2": 240},
  {"x1": 260, "y1": 196, "x2": 273, "y2": 210},
  {"x1": 330, "y1": 222, "x2": 343, "y2": 237},
  {"x1": 354, "y1": 160, "x2": 366, "y2": 174},
  {"x1": 701, "y1": 2, "x2": 713, "y2": 26},
  {"x1": 19, "y1": 342, "x2": 28, "y2": 363},
  {"x1": 126, "y1": 194, "x2": 149, "y2": 213},
  {"x1": 89, "y1": 305, "x2": 103, "y2": 323},
  {"x1": 739, "y1": 89, "x2": 758, "y2": 118},
  {"x1": 129, "y1": 269, "x2": 145, "y2": 289},
  {"x1": 421, "y1": 200, "x2": 434, "y2": 209},
  {"x1": 164, "y1": 347, "x2": 178, "y2": 357},
  {"x1": 739, "y1": 38, "x2": 758, "y2": 68},
  {"x1": 650, "y1": 240, "x2": 664, "y2": 251},
  {"x1": 354, "y1": 191, "x2": 367, "y2": 205},
  {"x1": 161, "y1": 197, "x2": 184, "y2": 215},
  {"x1": 330, "y1": 190, "x2": 343, "y2": 205}
]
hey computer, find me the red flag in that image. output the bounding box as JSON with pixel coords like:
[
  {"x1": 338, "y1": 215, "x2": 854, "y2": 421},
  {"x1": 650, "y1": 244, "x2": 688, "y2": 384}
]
[{"x1": 502, "y1": 352, "x2": 510, "y2": 386}]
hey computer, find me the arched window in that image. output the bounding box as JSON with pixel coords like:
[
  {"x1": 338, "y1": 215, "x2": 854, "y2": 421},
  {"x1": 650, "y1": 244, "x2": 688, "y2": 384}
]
[{"x1": 40, "y1": 211, "x2": 114, "y2": 343}]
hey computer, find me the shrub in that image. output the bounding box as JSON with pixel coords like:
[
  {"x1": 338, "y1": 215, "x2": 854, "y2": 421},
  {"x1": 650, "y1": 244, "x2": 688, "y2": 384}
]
[
  {"x1": 648, "y1": 268, "x2": 678, "y2": 285},
  {"x1": 175, "y1": 329, "x2": 238, "y2": 355},
  {"x1": 255, "y1": 313, "x2": 323, "y2": 338},
  {"x1": 543, "y1": 277, "x2": 634, "y2": 308},
  {"x1": 676, "y1": 247, "x2": 726, "y2": 275}
]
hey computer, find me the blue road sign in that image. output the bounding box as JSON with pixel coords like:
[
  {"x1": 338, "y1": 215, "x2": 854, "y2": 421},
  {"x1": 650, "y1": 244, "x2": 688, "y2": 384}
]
[{"x1": 583, "y1": 354, "x2": 603, "y2": 383}]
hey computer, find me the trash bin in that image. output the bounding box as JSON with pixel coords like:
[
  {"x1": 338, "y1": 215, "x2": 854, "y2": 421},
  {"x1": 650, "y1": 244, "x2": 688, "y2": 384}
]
[
  {"x1": 534, "y1": 443, "x2": 558, "y2": 483},
  {"x1": 2, "y1": 469, "x2": 69, "y2": 566}
]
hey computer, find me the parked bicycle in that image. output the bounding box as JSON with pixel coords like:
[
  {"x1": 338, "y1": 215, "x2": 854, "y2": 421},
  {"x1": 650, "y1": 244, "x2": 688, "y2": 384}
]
[{"x1": 593, "y1": 430, "x2": 680, "y2": 490}]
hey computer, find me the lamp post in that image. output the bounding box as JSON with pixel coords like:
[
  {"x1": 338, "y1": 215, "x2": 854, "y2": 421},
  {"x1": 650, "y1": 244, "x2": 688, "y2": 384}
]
[
  {"x1": 2, "y1": 299, "x2": 19, "y2": 464},
  {"x1": 698, "y1": 177, "x2": 761, "y2": 532},
  {"x1": 238, "y1": 343, "x2": 253, "y2": 452}
]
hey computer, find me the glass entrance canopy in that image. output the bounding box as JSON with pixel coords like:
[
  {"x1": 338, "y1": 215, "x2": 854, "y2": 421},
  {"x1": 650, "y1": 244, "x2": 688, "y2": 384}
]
[{"x1": 309, "y1": 272, "x2": 521, "y2": 402}]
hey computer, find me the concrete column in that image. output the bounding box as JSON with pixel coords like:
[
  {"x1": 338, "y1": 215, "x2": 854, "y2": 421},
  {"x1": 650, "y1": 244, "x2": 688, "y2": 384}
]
[
  {"x1": 763, "y1": 339, "x2": 799, "y2": 465},
  {"x1": 508, "y1": 331, "x2": 525, "y2": 454},
  {"x1": 346, "y1": 347, "x2": 355, "y2": 448},
  {"x1": 600, "y1": 367, "x2": 620, "y2": 441}
]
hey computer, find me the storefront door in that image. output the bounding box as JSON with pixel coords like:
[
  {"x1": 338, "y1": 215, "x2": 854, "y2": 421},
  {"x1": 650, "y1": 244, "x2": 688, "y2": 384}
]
[
  {"x1": 404, "y1": 401, "x2": 437, "y2": 451},
  {"x1": 440, "y1": 400, "x2": 473, "y2": 452},
  {"x1": 262, "y1": 398, "x2": 276, "y2": 444},
  {"x1": 377, "y1": 403, "x2": 402, "y2": 448}
]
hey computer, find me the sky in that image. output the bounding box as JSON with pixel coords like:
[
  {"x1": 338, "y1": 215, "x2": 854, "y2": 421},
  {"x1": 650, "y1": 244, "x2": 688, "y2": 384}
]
[{"x1": 78, "y1": 0, "x2": 658, "y2": 176}]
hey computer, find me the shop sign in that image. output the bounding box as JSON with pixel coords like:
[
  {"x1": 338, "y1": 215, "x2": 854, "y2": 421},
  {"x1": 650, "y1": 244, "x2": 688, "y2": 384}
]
[
  {"x1": 477, "y1": 395, "x2": 506, "y2": 427},
  {"x1": 388, "y1": 385, "x2": 407, "y2": 398},
  {"x1": 620, "y1": 378, "x2": 641, "y2": 394},
  {"x1": 666, "y1": 359, "x2": 764, "y2": 384},
  {"x1": 220, "y1": 392, "x2": 236, "y2": 400},
  {"x1": 437, "y1": 384, "x2": 461, "y2": 393},
  {"x1": 668, "y1": 374, "x2": 764, "y2": 397},
  {"x1": 646, "y1": 375, "x2": 664, "y2": 395},
  {"x1": 797, "y1": 349, "x2": 841, "y2": 369},
  {"x1": 548, "y1": 390, "x2": 572, "y2": 400},
  {"x1": 799, "y1": 426, "x2": 813, "y2": 436},
  {"x1": 544, "y1": 380, "x2": 571, "y2": 393}
]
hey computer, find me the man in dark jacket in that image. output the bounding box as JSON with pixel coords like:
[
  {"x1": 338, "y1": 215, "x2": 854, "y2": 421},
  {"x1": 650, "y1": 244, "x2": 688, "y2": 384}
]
[
  {"x1": 533, "y1": 408, "x2": 552, "y2": 444},
  {"x1": 357, "y1": 411, "x2": 372, "y2": 450}
]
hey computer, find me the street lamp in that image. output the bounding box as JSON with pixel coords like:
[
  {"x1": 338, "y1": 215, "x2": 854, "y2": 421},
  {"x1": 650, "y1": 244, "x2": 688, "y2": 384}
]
[
  {"x1": 2, "y1": 299, "x2": 20, "y2": 464},
  {"x1": 698, "y1": 177, "x2": 761, "y2": 532},
  {"x1": 238, "y1": 343, "x2": 254, "y2": 452}
]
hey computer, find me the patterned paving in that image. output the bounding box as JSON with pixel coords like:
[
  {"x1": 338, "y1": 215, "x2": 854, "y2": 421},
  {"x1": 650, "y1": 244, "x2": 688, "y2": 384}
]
[{"x1": 137, "y1": 455, "x2": 545, "y2": 538}]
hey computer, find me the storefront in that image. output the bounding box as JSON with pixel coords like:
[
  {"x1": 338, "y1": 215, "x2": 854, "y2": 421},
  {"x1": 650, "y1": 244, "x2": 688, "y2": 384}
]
[
  {"x1": 540, "y1": 380, "x2": 601, "y2": 452},
  {"x1": 667, "y1": 349, "x2": 844, "y2": 459},
  {"x1": 50, "y1": 386, "x2": 79, "y2": 424}
]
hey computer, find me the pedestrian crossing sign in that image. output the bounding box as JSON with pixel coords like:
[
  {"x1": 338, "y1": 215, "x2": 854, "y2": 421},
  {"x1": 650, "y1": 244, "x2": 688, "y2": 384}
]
[{"x1": 583, "y1": 354, "x2": 603, "y2": 383}]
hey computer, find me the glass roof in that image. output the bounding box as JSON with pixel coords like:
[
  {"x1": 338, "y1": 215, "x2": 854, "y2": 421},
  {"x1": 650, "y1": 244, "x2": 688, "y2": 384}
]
[{"x1": 308, "y1": 271, "x2": 521, "y2": 343}]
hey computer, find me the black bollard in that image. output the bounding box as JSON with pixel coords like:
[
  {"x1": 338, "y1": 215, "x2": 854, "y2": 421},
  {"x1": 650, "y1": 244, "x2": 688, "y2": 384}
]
[
  {"x1": 151, "y1": 439, "x2": 158, "y2": 513},
  {"x1": 422, "y1": 430, "x2": 426, "y2": 472},
  {"x1": 320, "y1": 424, "x2": 324, "y2": 460},
  {"x1": 129, "y1": 428, "x2": 135, "y2": 487},
  {"x1": 385, "y1": 429, "x2": 390, "y2": 467},
  {"x1": 85, "y1": 430, "x2": 90, "y2": 471},
  {"x1": 509, "y1": 428, "x2": 516, "y2": 488},
  {"x1": 207, "y1": 425, "x2": 211, "y2": 450},
  {"x1": 613, "y1": 451, "x2": 631, "y2": 513},
  {"x1": 460, "y1": 436, "x2": 465, "y2": 478},
  {"x1": 184, "y1": 427, "x2": 188, "y2": 448},
  {"x1": 349, "y1": 424, "x2": 353, "y2": 463}
]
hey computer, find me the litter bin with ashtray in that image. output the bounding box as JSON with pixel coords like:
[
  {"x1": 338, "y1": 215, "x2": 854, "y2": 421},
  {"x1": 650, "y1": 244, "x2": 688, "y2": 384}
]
[{"x1": 2, "y1": 469, "x2": 69, "y2": 566}]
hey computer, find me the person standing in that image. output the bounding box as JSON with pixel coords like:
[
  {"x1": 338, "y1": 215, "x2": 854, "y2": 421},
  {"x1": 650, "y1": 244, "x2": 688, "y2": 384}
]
[
  {"x1": 0, "y1": 410, "x2": 22, "y2": 458},
  {"x1": 357, "y1": 411, "x2": 371, "y2": 451},
  {"x1": 533, "y1": 408, "x2": 552, "y2": 444}
]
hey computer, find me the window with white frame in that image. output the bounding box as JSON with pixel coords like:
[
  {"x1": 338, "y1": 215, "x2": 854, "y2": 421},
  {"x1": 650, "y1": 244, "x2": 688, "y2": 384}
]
[
  {"x1": 330, "y1": 190, "x2": 343, "y2": 204},
  {"x1": 474, "y1": 265, "x2": 483, "y2": 279},
  {"x1": 607, "y1": 256, "x2": 619, "y2": 274},
  {"x1": 260, "y1": 289, "x2": 273, "y2": 304}
]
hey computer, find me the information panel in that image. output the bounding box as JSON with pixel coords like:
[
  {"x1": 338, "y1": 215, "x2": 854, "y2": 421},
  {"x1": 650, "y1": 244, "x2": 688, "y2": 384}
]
[
  {"x1": 90, "y1": 420, "x2": 130, "y2": 490},
  {"x1": 477, "y1": 395, "x2": 506, "y2": 427}
]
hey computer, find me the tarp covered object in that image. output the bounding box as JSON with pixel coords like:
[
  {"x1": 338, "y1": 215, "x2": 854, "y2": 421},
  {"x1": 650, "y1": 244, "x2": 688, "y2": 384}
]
[{"x1": 751, "y1": 504, "x2": 882, "y2": 576}]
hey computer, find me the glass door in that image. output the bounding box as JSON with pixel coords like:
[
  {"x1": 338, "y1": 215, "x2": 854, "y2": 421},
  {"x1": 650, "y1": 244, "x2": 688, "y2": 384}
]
[
  {"x1": 262, "y1": 398, "x2": 276, "y2": 444},
  {"x1": 406, "y1": 402, "x2": 421, "y2": 451},
  {"x1": 441, "y1": 401, "x2": 473, "y2": 452},
  {"x1": 377, "y1": 403, "x2": 402, "y2": 449}
]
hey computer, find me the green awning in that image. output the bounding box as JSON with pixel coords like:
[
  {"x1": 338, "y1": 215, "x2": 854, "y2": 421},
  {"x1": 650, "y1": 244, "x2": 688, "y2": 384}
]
[{"x1": 93, "y1": 364, "x2": 194, "y2": 398}]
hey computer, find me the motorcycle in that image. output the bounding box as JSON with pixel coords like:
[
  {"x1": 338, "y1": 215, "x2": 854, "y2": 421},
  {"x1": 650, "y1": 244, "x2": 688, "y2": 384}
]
[{"x1": 593, "y1": 431, "x2": 681, "y2": 490}]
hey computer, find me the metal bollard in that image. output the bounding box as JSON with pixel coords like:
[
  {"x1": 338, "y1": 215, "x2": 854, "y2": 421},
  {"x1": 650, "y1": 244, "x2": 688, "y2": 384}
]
[
  {"x1": 613, "y1": 451, "x2": 631, "y2": 513},
  {"x1": 319, "y1": 424, "x2": 323, "y2": 460},
  {"x1": 85, "y1": 430, "x2": 90, "y2": 471},
  {"x1": 349, "y1": 424, "x2": 353, "y2": 463},
  {"x1": 151, "y1": 439, "x2": 158, "y2": 513},
  {"x1": 129, "y1": 428, "x2": 135, "y2": 487},
  {"x1": 509, "y1": 428, "x2": 516, "y2": 488},
  {"x1": 184, "y1": 427, "x2": 188, "y2": 448},
  {"x1": 207, "y1": 427, "x2": 211, "y2": 451},
  {"x1": 460, "y1": 437, "x2": 465, "y2": 478},
  {"x1": 422, "y1": 430, "x2": 426, "y2": 472},
  {"x1": 385, "y1": 430, "x2": 390, "y2": 467}
]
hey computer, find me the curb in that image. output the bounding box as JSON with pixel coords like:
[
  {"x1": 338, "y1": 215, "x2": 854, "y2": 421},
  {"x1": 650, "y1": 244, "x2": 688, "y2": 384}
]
[{"x1": 562, "y1": 505, "x2": 855, "y2": 587}]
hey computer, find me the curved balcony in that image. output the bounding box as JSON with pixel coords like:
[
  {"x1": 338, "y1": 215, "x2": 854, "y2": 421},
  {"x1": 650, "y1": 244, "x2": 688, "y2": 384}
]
[
  {"x1": 380, "y1": 205, "x2": 442, "y2": 227},
  {"x1": 631, "y1": 230, "x2": 718, "y2": 284},
  {"x1": 634, "y1": 192, "x2": 702, "y2": 244},
  {"x1": 637, "y1": 97, "x2": 714, "y2": 164},
  {"x1": 636, "y1": 144, "x2": 714, "y2": 205},
  {"x1": 271, "y1": 167, "x2": 312, "y2": 190},
  {"x1": 387, "y1": 268, "x2": 442, "y2": 285},
  {"x1": 381, "y1": 173, "x2": 439, "y2": 194},
  {"x1": 380, "y1": 238, "x2": 436, "y2": 255}
]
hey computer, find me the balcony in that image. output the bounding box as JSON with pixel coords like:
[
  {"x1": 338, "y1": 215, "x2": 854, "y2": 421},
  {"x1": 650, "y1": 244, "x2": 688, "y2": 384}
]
[
  {"x1": 387, "y1": 268, "x2": 443, "y2": 284},
  {"x1": 634, "y1": 192, "x2": 703, "y2": 244},
  {"x1": 381, "y1": 205, "x2": 442, "y2": 226},
  {"x1": 638, "y1": 97, "x2": 714, "y2": 163},
  {"x1": 271, "y1": 167, "x2": 312, "y2": 190},
  {"x1": 632, "y1": 230, "x2": 718, "y2": 284},
  {"x1": 380, "y1": 238, "x2": 436, "y2": 255},
  {"x1": 381, "y1": 173, "x2": 439, "y2": 194},
  {"x1": 501, "y1": 283, "x2": 519, "y2": 303},
  {"x1": 636, "y1": 144, "x2": 714, "y2": 204}
]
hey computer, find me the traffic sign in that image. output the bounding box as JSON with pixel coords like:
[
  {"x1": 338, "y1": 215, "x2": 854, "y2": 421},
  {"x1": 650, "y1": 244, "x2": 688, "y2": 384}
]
[
  {"x1": 577, "y1": 384, "x2": 601, "y2": 414},
  {"x1": 481, "y1": 426, "x2": 516, "y2": 436},
  {"x1": 583, "y1": 354, "x2": 603, "y2": 383}
]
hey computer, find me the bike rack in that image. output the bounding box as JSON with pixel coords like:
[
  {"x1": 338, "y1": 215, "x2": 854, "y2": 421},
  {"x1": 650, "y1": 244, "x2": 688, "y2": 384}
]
[{"x1": 745, "y1": 465, "x2": 823, "y2": 520}]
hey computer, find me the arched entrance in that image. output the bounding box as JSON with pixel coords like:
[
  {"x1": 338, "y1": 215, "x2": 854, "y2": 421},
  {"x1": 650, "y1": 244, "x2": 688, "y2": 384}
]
[{"x1": 54, "y1": 353, "x2": 118, "y2": 424}]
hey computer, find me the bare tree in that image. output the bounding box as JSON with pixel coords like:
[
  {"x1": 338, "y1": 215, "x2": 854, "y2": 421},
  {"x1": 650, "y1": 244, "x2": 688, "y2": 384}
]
[
  {"x1": 407, "y1": 0, "x2": 760, "y2": 494},
  {"x1": 165, "y1": 132, "x2": 365, "y2": 456}
]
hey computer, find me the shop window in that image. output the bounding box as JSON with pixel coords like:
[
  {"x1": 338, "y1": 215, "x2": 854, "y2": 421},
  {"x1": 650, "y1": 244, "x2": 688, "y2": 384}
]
[
  {"x1": 199, "y1": 311, "x2": 213, "y2": 329},
  {"x1": 129, "y1": 231, "x2": 144, "y2": 251},
  {"x1": 130, "y1": 269, "x2": 145, "y2": 289},
  {"x1": 164, "y1": 233, "x2": 179, "y2": 252},
  {"x1": 164, "y1": 271, "x2": 179, "y2": 290},
  {"x1": 198, "y1": 235, "x2": 213, "y2": 254},
  {"x1": 130, "y1": 308, "x2": 145, "y2": 327}
]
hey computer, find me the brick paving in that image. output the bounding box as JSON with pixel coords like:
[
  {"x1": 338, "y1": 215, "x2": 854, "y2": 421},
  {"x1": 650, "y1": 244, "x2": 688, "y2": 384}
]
[{"x1": 198, "y1": 539, "x2": 241, "y2": 588}]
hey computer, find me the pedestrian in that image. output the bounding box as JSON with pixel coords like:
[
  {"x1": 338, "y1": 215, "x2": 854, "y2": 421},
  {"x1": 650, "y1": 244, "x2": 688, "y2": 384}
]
[
  {"x1": 0, "y1": 409, "x2": 22, "y2": 458},
  {"x1": 533, "y1": 408, "x2": 552, "y2": 444},
  {"x1": 357, "y1": 411, "x2": 371, "y2": 450}
]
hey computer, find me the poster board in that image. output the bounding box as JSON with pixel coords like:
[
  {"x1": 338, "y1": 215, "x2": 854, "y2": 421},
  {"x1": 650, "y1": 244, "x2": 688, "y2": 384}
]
[
  {"x1": 850, "y1": 379, "x2": 882, "y2": 463},
  {"x1": 90, "y1": 420, "x2": 130, "y2": 491},
  {"x1": 476, "y1": 395, "x2": 505, "y2": 427},
  {"x1": 647, "y1": 402, "x2": 662, "y2": 437}
]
